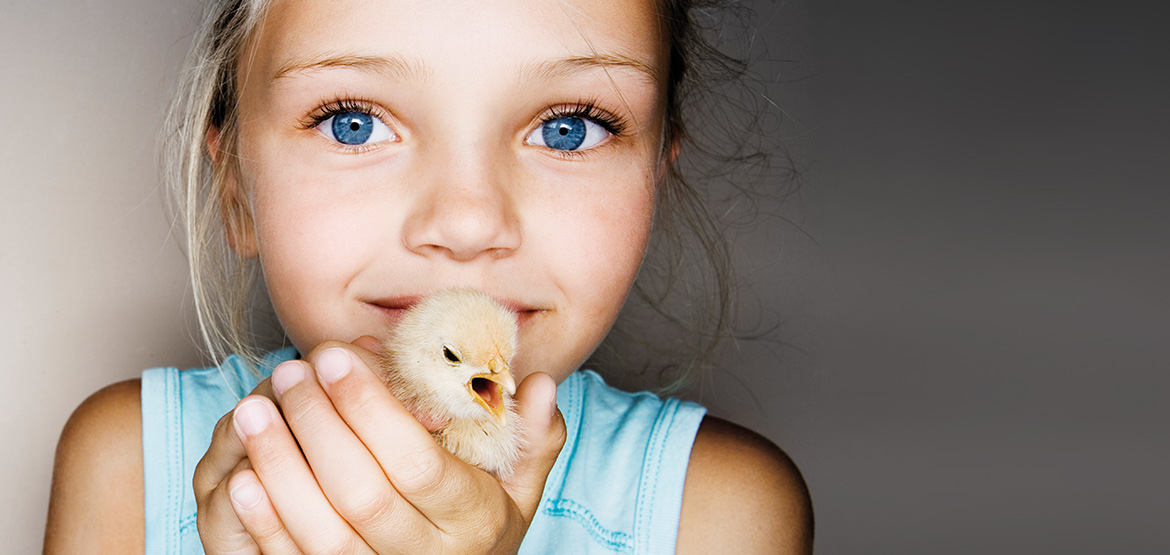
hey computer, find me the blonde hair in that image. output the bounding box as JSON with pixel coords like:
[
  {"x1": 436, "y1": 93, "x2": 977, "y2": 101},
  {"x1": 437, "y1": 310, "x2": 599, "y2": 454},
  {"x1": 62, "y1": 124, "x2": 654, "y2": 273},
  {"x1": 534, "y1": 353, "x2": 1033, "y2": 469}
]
[
  {"x1": 162, "y1": 0, "x2": 274, "y2": 371},
  {"x1": 163, "y1": 0, "x2": 786, "y2": 389}
]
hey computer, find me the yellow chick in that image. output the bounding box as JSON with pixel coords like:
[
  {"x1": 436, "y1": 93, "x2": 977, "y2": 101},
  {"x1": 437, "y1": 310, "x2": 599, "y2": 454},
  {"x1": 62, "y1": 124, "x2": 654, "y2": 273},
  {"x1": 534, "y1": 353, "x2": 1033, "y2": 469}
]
[{"x1": 378, "y1": 288, "x2": 524, "y2": 479}]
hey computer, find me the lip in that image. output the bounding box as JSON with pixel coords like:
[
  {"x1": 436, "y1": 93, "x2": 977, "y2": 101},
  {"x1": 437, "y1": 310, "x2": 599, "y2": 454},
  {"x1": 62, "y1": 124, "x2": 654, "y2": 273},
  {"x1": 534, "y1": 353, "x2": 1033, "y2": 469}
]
[{"x1": 365, "y1": 293, "x2": 545, "y2": 328}]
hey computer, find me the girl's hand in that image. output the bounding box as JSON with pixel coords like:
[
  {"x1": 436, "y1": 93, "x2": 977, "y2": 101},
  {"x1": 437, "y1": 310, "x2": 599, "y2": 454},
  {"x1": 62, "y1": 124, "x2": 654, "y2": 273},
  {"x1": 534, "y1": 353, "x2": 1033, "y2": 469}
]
[{"x1": 194, "y1": 339, "x2": 566, "y2": 554}]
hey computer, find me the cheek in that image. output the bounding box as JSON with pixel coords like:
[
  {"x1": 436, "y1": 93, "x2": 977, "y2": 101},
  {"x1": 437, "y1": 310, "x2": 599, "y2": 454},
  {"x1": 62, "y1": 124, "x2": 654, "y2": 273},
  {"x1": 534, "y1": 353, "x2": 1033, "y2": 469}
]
[
  {"x1": 242, "y1": 157, "x2": 380, "y2": 348},
  {"x1": 243, "y1": 133, "x2": 383, "y2": 281},
  {"x1": 250, "y1": 197, "x2": 338, "y2": 346},
  {"x1": 537, "y1": 170, "x2": 655, "y2": 285},
  {"x1": 517, "y1": 178, "x2": 656, "y2": 378},
  {"x1": 573, "y1": 194, "x2": 654, "y2": 293}
]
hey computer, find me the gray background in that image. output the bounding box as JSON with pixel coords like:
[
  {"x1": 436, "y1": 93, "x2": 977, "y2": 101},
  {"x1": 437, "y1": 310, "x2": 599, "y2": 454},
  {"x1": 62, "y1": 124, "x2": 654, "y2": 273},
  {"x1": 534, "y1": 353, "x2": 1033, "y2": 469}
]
[{"x1": 3, "y1": 0, "x2": 1166, "y2": 552}]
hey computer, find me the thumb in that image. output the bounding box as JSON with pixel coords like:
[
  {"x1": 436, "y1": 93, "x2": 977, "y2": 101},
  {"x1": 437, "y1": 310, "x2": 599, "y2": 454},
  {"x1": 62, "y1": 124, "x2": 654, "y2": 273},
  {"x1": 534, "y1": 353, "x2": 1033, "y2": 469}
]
[{"x1": 501, "y1": 371, "x2": 566, "y2": 522}]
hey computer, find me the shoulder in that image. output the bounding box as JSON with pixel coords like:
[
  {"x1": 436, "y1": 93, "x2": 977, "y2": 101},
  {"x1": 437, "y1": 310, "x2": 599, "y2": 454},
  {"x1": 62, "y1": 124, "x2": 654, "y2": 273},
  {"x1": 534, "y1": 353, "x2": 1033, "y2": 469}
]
[
  {"x1": 45, "y1": 379, "x2": 144, "y2": 554},
  {"x1": 676, "y1": 416, "x2": 814, "y2": 554}
]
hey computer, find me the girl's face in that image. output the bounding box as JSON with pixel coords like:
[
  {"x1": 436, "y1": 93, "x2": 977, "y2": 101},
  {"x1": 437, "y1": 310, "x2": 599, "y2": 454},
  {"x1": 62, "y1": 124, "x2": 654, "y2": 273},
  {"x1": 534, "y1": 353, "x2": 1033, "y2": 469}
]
[{"x1": 226, "y1": 0, "x2": 670, "y2": 383}]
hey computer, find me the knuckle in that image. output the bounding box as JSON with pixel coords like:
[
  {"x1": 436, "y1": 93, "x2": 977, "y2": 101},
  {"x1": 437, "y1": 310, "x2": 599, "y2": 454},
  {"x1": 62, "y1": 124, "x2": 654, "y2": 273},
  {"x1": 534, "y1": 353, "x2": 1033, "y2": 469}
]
[
  {"x1": 196, "y1": 489, "x2": 254, "y2": 553},
  {"x1": 304, "y1": 536, "x2": 364, "y2": 555},
  {"x1": 549, "y1": 413, "x2": 568, "y2": 450},
  {"x1": 394, "y1": 446, "x2": 449, "y2": 493},
  {"x1": 247, "y1": 443, "x2": 297, "y2": 476},
  {"x1": 193, "y1": 413, "x2": 239, "y2": 496},
  {"x1": 244, "y1": 509, "x2": 286, "y2": 545},
  {"x1": 280, "y1": 391, "x2": 332, "y2": 435},
  {"x1": 337, "y1": 486, "x2": 398, "y2": 529},
  {"x1": 400, "y1": 526, "x2": 442, "y2": 554},
  {"x1": 470, "y1": 516, "x2": 504, "y2": 548},
  {"x1": 192, "y1": 458, "x2": 214, "y2": 497},
  {"x1": 212, "y1": 411, "x2": 233, "y2": 439},
  {"x1": 194, "y1": 483, "x2": 220, "y2": 521},
  {"x1": 462, "y1": 496, "x2": 511, "y2": 550},
  {"x1": 341, "y1": 534, "x2": 371, "y2": 555}
]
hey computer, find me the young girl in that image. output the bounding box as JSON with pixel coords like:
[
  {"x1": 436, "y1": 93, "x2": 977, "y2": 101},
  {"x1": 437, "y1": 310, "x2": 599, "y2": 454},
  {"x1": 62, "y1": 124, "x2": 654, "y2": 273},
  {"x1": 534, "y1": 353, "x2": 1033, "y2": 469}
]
[{"x1": 45, "y1": 0, "x2": 812, "y2": 552}]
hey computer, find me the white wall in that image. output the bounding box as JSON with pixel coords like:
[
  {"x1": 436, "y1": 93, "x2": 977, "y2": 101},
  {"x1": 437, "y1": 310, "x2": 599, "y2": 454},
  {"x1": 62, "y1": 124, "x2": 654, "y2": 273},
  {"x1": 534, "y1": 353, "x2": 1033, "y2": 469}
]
[{"x1": 2, "y1": 1, "x2": 204, "y2": 551}]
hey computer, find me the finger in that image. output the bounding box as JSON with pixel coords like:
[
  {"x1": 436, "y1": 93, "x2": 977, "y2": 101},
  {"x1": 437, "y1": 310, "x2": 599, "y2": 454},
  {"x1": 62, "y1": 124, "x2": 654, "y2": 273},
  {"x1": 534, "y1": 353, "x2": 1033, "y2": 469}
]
[
  {"x1": 351, "y1": 335, "x2": 382, "y2": 354},
  {"x1": 194, "y1": 411, "x2": 249, "y2": 501},
  {"x1": 307, "y1": 345, "x2": 490, "y2": 524},
  {"x1": 271, "y1": 355, "x2": 435, "y2": 551},
  {"x1": 197, "y1": 458, "x2": 259, "y2": 555},
  {"x1": 193, "y1": 377, "x2": 276, "y2": 501},
  {"x1": 233, "y1": 392, "x2": 369, "y2": 554},
  {"x1": 227, "y1": 467, "x2": 302, "y2": 554},
  {"x1": 247, "y1": 374, "x2": 277, "y2": 402},
  {"x1": 500, "y1": 372, "x2": 567, "y2": 522}
]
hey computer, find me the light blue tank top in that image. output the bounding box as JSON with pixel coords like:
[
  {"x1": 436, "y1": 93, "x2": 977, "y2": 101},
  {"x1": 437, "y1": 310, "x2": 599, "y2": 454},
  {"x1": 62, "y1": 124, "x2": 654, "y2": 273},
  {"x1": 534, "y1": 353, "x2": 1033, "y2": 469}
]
[{"x1": 141, "y1": 349, "x2": 706, "y2": 553}]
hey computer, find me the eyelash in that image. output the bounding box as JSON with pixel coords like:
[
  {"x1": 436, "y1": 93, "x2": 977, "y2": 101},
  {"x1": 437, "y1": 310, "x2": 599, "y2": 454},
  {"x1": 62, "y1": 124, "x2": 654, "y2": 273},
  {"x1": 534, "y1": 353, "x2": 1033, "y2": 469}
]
[
  {"x1": 299, "y1": 97, "x2": 392, "y2": 154},
  {"x1": 301, "y1": 98, "x2": 386, "y2": 129},
  {"x1": 299, "y1": 97, "x2": 628, "y2": 157},
  {"x1": 537, "y1": 100, "x2": 627, "y2": 160}
]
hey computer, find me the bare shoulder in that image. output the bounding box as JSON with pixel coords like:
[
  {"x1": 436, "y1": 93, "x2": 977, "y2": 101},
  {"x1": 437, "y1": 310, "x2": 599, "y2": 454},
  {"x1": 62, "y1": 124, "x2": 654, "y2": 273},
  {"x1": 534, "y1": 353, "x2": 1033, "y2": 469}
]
[
  {"x1": 44, "y1": 379, "x2": 144, "y2": 554},
  {"x1": 676, "y1": 416, "x2": 813, "y2": 554}
]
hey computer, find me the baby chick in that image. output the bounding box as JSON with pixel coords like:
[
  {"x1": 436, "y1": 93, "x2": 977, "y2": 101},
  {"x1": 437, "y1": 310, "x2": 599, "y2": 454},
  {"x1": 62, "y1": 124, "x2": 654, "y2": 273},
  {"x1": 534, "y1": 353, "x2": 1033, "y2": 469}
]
[{"x1": 378, "y1": 288, "x2": 524, "y2": 479}]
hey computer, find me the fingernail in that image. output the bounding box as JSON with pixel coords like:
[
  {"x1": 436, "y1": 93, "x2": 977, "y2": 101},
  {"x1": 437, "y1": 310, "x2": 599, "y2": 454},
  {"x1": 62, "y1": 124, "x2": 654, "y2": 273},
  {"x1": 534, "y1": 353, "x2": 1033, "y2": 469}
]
[
  {"x1": 234, "y1": 398, "x2": 271, "y2": 438},
  {"x1": 316, "y1": 347, "x2": 352, "y2": 384},
  {"x1": 230, "y1": 479, "x2": 264, "y2": 510},
  {"x1": 541, "y1": 376, "x2": 558, "y2": 414},
  {"x1": 271, "y1": 361, "x2": 305, "y2": 397}
]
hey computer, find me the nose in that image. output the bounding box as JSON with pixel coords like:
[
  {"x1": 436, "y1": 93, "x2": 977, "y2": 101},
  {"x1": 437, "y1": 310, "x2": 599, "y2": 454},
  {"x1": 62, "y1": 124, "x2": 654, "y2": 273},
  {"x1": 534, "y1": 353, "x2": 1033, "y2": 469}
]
[{"x1": 402, "y1": 149, "x2": 522, "y2": 261}]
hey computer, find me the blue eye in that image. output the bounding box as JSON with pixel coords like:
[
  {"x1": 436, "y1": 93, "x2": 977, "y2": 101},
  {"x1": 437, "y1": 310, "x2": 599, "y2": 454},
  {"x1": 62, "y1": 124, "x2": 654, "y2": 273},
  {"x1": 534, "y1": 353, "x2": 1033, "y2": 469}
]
[
  {"x1": 527, "y1": 116, "x2": 609, "y2": 152},
  {"x1": 318, "y1": 111, "x2": 395, "y2": 146}
]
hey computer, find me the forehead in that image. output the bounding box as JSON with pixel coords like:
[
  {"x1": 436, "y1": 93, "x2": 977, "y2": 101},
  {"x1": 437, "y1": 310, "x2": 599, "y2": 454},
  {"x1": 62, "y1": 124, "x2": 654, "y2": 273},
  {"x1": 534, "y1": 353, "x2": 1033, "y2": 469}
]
[{"x1": 245, "y1": 0, "x2": 668, "y2": 86}]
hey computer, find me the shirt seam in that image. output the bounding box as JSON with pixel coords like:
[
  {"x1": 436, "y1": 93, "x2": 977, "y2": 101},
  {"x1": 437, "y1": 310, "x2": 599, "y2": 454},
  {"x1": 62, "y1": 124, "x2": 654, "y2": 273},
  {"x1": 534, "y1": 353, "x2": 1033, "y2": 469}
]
[
  {"x1": 634, "y1": 397, "x2": 677, "y2": 552},
  {"x1": 178, "y1": 513, "x2": 198, "y2": 537},
  {"x1": 166, "y1": 368, "x2": 183, "y2": 554},
  {"x1": 544, "y1": 498, "x2": 634, "y2": 552}
]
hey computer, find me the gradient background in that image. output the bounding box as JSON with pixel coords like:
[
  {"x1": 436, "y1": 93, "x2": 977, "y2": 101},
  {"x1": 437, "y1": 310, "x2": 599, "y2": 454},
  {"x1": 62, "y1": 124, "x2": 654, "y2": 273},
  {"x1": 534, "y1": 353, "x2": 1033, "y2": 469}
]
[{"x1": 2, "y1": 0, "x2": 1166, "y2": 552}]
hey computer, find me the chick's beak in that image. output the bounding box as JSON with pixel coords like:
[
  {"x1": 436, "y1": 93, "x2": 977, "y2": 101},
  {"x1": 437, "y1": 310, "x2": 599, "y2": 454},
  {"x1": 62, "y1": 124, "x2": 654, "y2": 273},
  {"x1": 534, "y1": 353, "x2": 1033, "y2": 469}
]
[
  {"x1": 488, "y1": 357, "x2": 517, "y2": 395},
  {"x1": 468, "y1": 357, "x2": 515, "y2": 421}
]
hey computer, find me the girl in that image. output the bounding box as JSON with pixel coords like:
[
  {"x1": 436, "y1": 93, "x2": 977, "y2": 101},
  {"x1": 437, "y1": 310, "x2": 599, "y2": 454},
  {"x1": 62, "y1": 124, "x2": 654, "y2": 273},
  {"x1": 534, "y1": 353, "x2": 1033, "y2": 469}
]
[{"x1": 45, "y1": 0, "x2": 812, "y2": 552}]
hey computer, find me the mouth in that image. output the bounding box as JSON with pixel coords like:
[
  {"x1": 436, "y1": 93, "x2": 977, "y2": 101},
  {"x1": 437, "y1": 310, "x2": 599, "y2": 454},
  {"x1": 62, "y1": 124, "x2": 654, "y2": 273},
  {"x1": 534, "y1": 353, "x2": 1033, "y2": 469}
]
[
  {"x1": 365, "y1": 296, "x2": 422, "y2": 325},
  {"x1": 366, "y1": 294, "x2": 545, "y2": 328},
  {"x1": 467, "y1": 366, "x2": 517, "y2": 422}
]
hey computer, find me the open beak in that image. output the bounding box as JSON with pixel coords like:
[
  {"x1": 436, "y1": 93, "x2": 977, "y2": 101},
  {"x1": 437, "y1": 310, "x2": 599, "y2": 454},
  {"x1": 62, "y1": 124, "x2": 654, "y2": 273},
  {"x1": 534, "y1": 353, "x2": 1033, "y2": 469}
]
[{"x1": 467, "y1": 357, "x2": 516, "y2": 422}]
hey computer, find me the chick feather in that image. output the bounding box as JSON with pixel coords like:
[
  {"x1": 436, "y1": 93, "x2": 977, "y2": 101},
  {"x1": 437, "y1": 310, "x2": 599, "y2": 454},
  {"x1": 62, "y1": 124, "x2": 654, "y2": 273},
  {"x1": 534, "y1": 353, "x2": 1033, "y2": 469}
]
[{"x1": 377, "y1": 288, "x2": 525, "y2": 479}]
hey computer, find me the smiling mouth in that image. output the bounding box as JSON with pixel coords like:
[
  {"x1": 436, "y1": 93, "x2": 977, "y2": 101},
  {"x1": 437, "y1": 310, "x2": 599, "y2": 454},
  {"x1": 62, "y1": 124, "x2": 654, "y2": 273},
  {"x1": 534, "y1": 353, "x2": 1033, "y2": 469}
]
[
  {"x1": 366, "y1": 299, "x2": 418, "y2": 325},
  {"x1": 367, "y1": 296, "x2": 545, "y2": 327}
]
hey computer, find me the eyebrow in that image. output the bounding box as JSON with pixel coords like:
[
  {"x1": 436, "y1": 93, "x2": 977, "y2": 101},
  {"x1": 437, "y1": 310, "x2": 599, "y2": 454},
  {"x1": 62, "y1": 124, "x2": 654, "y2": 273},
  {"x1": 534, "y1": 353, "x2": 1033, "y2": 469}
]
[
  {"x1": 272, "y1": 52, "x2": 661, "y2": 86},
  {"x1": 273, "y1": 54, "x2": 428, "y2": 82},
  {"x1": 520, "y1": 53, "x2": 662, "y2": 86}
]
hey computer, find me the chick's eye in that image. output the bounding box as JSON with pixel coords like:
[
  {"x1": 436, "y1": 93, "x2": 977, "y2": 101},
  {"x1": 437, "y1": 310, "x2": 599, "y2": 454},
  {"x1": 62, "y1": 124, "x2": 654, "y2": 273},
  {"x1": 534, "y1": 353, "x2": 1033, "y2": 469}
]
[
  {"x1": 527, "y1": 116, "x2": 609, "y2": 151},
  {"x1": 443, "y1": 346, "x2": 461, "y2": 364},
  {"x1": 317, "y1": 111, "x2": 396, "y2": 146}
]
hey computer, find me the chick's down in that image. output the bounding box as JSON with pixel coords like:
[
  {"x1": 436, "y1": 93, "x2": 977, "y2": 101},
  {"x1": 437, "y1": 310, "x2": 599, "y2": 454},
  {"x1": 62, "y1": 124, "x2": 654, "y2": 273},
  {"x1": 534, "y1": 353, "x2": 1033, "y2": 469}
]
[{"x1": 377, "y1": 288, "x2": 524, "y2": 478}]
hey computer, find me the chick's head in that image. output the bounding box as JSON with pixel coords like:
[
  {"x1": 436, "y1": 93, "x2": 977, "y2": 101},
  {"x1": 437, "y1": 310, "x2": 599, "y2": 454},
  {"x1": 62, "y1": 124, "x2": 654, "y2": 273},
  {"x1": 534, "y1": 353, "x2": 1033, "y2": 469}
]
[{"x1": 384, "y1": 288, "x2": 519, "y2": 423}]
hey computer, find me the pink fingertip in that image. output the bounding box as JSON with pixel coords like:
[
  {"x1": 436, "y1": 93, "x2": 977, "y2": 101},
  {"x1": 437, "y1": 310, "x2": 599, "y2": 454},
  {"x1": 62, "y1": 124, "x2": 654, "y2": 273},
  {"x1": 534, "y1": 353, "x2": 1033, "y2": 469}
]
[
  {"x1": 233, "y1": 398, "x2": 271, "y2": 438},
  {"x1": 545, "y1": 376, "x2": 559, "y2": 413},
  {"x1": 271, "y1": 361, "x2": 306, "y2": 397},
  {"x1": 316, "y1": 348, "x2": 352, "y2": 384},
  {"x1": 531, "y1": 373, "x2": 558, "y2": 412},
  {"x1": 229, "y1": 479, "x2": 264, "y2": 510},
  {"x1": 521, "y1": 372, "x2": 558, "y2": 417}
]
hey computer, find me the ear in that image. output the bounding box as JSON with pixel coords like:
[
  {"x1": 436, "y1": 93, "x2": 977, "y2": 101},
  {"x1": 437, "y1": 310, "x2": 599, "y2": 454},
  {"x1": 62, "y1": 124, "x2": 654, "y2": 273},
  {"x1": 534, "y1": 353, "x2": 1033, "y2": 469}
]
[
  {"x1": 666, "y1": 134, "x2": 681, "y2": 165},
  {"x1": 656, "y1": 132, "x2": 682, "y2": 185},
  {"x1": 207, "y1": 126, "x2": 258, "y2": 258}
]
